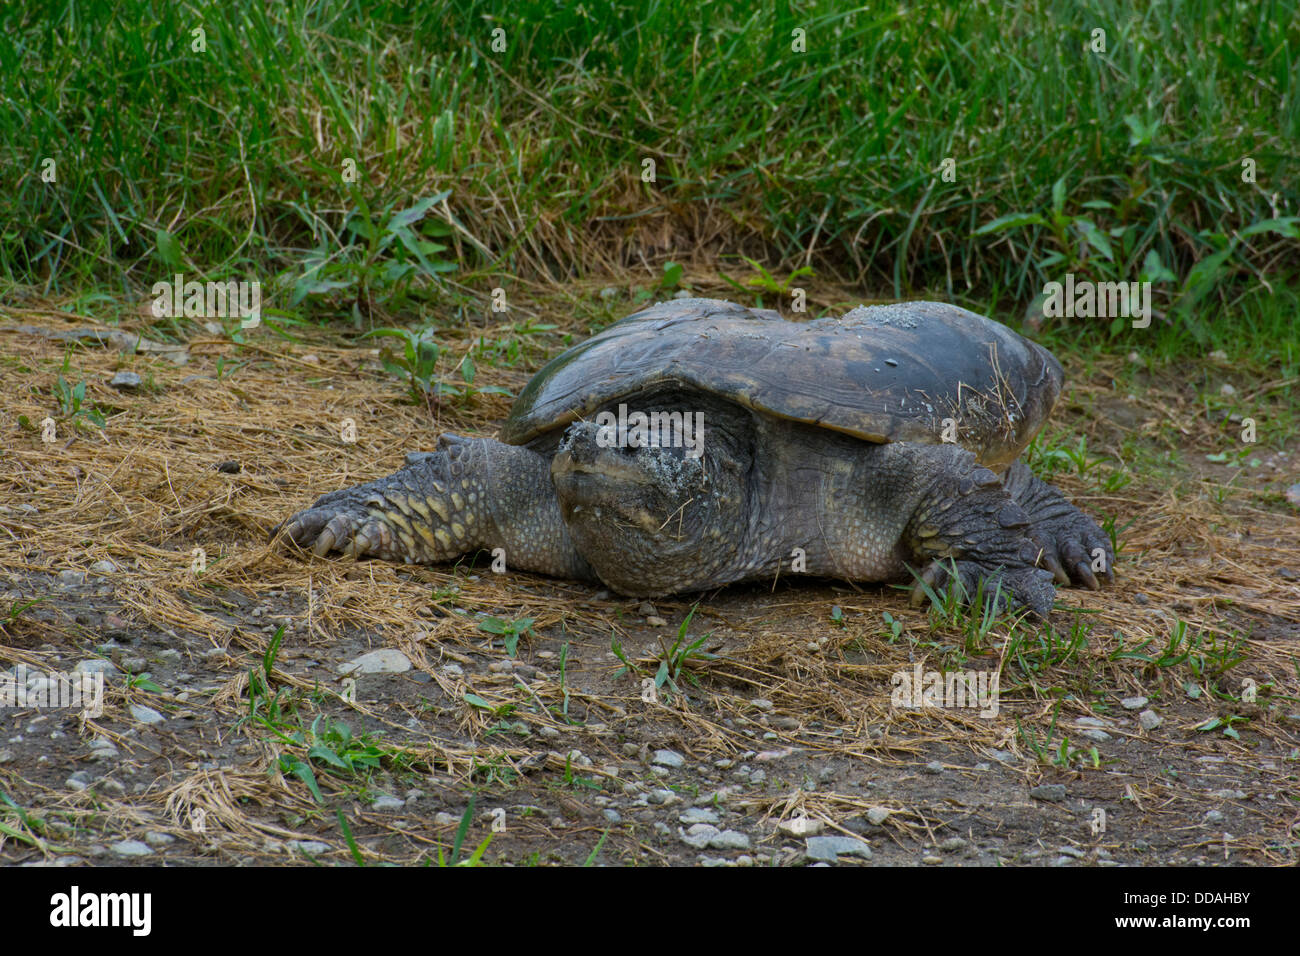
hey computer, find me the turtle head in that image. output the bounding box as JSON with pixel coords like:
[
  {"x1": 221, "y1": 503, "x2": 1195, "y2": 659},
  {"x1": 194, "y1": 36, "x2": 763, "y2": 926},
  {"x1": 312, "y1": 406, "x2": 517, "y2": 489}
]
[{"x1": 550, "y1": 417, "x2": 743, "y2": 595}]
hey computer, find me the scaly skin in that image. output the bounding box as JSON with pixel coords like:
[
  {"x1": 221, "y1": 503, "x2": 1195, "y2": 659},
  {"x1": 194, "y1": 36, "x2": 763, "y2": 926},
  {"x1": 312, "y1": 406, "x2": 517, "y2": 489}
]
[
  {"x1": 275, "y1": 433, "x2": 593, "y2": 580},
  {"x1": 1001, "y1": 461, "x2": 1115, "y2": 590},
  {"x1": 276, "y1": 409, "x2": 1111, "y2": 618}
]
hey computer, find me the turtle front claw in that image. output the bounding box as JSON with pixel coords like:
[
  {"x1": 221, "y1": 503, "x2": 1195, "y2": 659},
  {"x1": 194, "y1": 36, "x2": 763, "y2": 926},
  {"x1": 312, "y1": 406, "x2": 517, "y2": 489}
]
[
  {"x1": 274, "y1": 492, "x2": 407, "y2": 562},
  {"x1": 1027, "y1": 510, "x2": 1114, "y2": 591}
]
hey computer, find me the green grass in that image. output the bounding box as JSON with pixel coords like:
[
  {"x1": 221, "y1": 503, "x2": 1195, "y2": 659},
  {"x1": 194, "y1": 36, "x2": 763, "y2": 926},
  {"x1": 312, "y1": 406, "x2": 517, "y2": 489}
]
[{"x1": 3, "y1": 0, "x2": 1297, "y2": 352}]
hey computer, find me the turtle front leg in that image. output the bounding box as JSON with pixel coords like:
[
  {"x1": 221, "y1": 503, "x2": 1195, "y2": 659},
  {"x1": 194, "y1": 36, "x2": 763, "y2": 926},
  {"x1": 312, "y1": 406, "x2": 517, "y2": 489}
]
[
  {"x1": 1001, "y1": 461, "x2": 1114, "y2": 590},
  {"x1": 275, "y1": 433, "x2": 593, "y2": 580},
  {"x1": 868, "y1": 443, "x2": 1057, "y2": 617}
]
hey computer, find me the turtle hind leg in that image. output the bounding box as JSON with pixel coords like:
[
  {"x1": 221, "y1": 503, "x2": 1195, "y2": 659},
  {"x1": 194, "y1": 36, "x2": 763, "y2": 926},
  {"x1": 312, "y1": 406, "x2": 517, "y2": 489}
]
[
  {"x1": 274, "y1": 432, "x2": 592, "y2": 580},
  {"x1": 1001, "y1": 461, "x2": 1114, "y2": 590}
]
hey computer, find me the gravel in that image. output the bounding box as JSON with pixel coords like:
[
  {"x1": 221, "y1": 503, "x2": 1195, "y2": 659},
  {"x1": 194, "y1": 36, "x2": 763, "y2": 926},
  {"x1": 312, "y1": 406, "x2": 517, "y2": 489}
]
[
  {"x1": 338, "y1": 649, "x2": 412, "y2": 675},
  {"x1": 652, "y1": 749, "x2": 685, "y2": 769},
  {"x1": 110, "y1": 840, "x2": 154, "y2": 858},
  {"x1": 129, "y1": 704, "x2": 166, "y2": 725},
  {"x1": 805, "y1": 836, "x2": 873, "y2": 862},
  {"x1": 1138, "y1": 709, "x2": 1163, "y2": 730}
]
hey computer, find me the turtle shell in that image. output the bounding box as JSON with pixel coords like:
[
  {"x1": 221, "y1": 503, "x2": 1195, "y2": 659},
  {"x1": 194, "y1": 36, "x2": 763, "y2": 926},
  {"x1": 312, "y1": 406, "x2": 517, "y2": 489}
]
[{"x1": 501, "y1": 297, "x2": 1063, "y2": 470}]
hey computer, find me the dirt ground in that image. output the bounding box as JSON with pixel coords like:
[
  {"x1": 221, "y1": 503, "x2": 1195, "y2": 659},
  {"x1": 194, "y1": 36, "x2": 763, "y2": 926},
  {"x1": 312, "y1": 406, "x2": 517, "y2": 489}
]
[{"x1": 1, "y1": 289, "x2": 1297, "y2": 867}]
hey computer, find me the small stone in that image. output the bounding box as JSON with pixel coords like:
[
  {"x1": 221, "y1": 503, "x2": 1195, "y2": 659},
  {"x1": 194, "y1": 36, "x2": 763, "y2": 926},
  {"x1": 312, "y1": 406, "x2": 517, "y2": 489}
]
[
  {"x1": 74, "y1": 659, "x2": 117, "y2": 676},
  {"x1": 371, "y1": 794, "x2": 405, "y2": 812},
  {"x1": 338, "y1": 649, "x2": 411, "y2": 675},
  {"x1": 1057, "y1": 845, "x2": 1085, "y2": 858},
  {"x1": 679, "y1": 807, "x2": 719, "y2": 825},
  {"x1": 680, "y1": 823, "x2": 720, "y2": 849},
  {"x1": 57, "y1": 570, "x2": 86, "y2": 589},
  {"x1": 157, "y1": 648, "x2": 183, "y2": 663},
  {"x1": 1204, "y1": 809, "x2": 1225, "y2": 824},
  {"x1": 602, "y1": 809, "x2": 622, "y2": 824},
  {"x1": 922, "y1": 854, "x2": 943, "y2": 865},
  {"x1": 120, "y1": 656, "x2": 148, "y2": 674},
  {"x1": 1075, "y1": 717, "x2": 1111, "y2": 728},
  {"x1": 538, "y1": 725, "x2": 560, "y2": 739},
  {"x1": 109, "y1": 371, "x2": 142, "y2": 389},
  {"x1": 285, "y1": 840, "x2": 331, "y2": 855},
  {"x1": 652, "y1": 749, "x2": 685, "y2": 769},
  {"x1": 129, "y1": 704, "x2": 166, "y2": 725},
  {"x1": 771, "y1": 717, "x2": 800, "y2": 731},
  {"x1": 779, "y1": 816, "x2": 823, "y2": 836},
  {"x1": 939, "y1": 837, "x2": 967, "y2": 851},
  {"x1": 638, "y1": 602, "x2": 657, "y2": 617},
  {"x1": 865, "y1": 807, "x2": 892, "y2": 826},
  {"x1": 66, "y1": 771, "x2": 94, "y2": 791},
  {"x1": 1208, "y1": 789, "x2": 1247, "y2": 800},
  {"x1": 1208, "y1": 350, "x2": 1228, "y2": 362},
  {"x1": 751, "y1": 699, "x2": 774, "y2": 712},
  {"x1": 709, "y1": 830, "x2": 750, "y2": 851},
  {"x1": 110, "y1": 840, "x2": 154, "y2": 858},
  {"x1": 598, "y1": 287, "x2": 619, "y2": 300},
  {"x1": 805, "y1": 836, "x2": 873, "y2": 862},
  {"x1": 923, "y1": 760, "x2": 944, "y2": 774},
  {"x1": 1138, "y1": 709, "x2": 1162, "y2": 731},
  {"x1": 87, "y1": 741, "x2": 119, "y2": 761},
  {"x1": 1120, "y1": 696, "x2": 1148, "y2": 710},
  {"x1": 144, "y1": 831, "x2": 175, "y2": 847},
  {"x1": 647, "y1": 789, "x2": 678, "y2": 806},
  {"x1": 89, "y1": 559, "x2": 118, "y2": 574},
  {"x1": 1219, "y1": 383, "x2": 1236, "y2": 396},
  {"x1": 0, "y1": 749, "x2": 13, "y2": 764},
  {"x1": 645, "y1": 615, "x2": 668, "y2": 627},
  {"x1": 1079, "y1": 729, "x2": 1111, "y2": 743},
  {"x1": 1029, "y1": 784, "x2": 1067, "y2": 803}
]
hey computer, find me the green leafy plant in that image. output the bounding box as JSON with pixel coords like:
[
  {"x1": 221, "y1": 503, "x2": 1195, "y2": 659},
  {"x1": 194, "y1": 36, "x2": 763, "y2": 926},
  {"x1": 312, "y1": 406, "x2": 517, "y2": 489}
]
[
  {"x1": 653, "y1": 605, "x2": 717, "y2": 700},
  {"x1": 364, "y1": 327, "x2": 512, "y2": 406},
  {"x1": 723, "y1": 255, "x2": 815, "y2": 299},
  {"x1": 53, "y1": 375, "x2": 105, "y2": 428},
  {"x1": 287, "y1": 191, "x2": 457, "y2": 320},
  {"x1": 478, "y1": 615, "x2": 535, "y2": 657},
  {"x1": 435, "y1": 798, "x2": 493, "y2": 867},
  {"x1": 634, "y1": 261, "x2": 686, "y2": 302}
]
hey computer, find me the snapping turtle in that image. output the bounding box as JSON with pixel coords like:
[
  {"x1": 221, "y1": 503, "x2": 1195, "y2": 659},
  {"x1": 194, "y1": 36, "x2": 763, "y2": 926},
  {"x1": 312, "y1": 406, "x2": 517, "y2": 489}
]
[{"x1": 277, "y1": 298, "x2": 1113, "y2": 615}]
